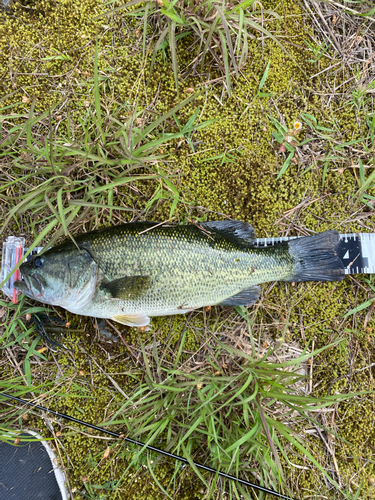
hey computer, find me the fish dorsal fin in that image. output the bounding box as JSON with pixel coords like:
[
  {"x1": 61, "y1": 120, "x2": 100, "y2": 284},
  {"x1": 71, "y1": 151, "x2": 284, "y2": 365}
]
[
  {"x1": 217, "y1": 285, "x2": 261, "y2": 307},
  {"x1": 112, "y1": 313, "x2": 151, "y2": 327},
  {"x1": 101, "y1": 275, "x2": 151, "y2": 300},
  {"x1": 200, "y1": 220, "x2": 256, "y2": 247}
]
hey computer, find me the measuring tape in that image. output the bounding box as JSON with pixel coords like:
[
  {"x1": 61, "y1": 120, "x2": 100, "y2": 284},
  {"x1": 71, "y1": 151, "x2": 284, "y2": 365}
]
[{"x1": 1, "y1": 233, "x2": 374, "y2": 303}]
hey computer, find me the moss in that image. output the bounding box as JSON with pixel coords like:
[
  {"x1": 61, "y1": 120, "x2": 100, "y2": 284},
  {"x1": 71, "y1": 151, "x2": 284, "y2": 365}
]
[{"x1": 1, "y1": 0, "x2": 375, "y2": 497}]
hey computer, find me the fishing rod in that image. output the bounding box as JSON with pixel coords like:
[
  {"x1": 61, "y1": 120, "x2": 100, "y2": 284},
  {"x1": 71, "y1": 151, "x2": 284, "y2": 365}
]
[{"x1": 0, "y1": 392, "x2": 298, "y2": 500}]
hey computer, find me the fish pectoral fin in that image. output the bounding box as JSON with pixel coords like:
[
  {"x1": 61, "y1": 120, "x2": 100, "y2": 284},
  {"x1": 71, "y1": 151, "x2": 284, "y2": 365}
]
[
  {"x1": 112, "y1": 313, "x2": 151, "y2": 327},
  {"x1": 101, "y1": 275, "x2": 151, "y2": 300},
  {"x1": 217, "y1": 285, "x2": 261, "y2": 307},
  {"x1": 200, "y1": 220, "x2": 256, "y2": 247}
]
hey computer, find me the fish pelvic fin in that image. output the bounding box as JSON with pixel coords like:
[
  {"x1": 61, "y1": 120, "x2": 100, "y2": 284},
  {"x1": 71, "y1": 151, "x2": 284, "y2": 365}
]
[
  {"x1": 112, "y1": 313, "x2": 151, "y2": 327},
  {"x1": 101, "y1": 275, "x2": 151, "y2": 300},
  {"x1": 217, "y1": 285, "x2": 261, "y2": 307},
  {"x1": 287, "y1": 230, "x2": 345, "y2": 282}
]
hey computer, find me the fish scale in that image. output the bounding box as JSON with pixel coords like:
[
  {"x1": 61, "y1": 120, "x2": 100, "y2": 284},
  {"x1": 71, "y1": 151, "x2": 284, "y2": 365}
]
[
  {"x1": 87, "y1": 226, "x2": 252, "y2": 313},
  {"x1": 80, "y1": 224, "x2": 290, "y2": 315}
]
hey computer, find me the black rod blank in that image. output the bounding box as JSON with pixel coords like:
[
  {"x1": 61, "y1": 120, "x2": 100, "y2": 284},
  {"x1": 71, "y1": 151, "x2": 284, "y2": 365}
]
[{"x1": 0, "y1": 392, "x2": 297, "y2": 500}]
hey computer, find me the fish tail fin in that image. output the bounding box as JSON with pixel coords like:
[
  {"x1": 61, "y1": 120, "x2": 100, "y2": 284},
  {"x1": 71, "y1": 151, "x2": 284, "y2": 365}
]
[{"x1": 287, "y1": 231, "x2": 345, "y2": 282}]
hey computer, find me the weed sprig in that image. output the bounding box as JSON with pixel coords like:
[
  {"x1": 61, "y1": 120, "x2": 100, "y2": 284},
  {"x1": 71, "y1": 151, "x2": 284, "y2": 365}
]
[{"x1": 99, "y1": 0, "x2": 284, "y2": 96}]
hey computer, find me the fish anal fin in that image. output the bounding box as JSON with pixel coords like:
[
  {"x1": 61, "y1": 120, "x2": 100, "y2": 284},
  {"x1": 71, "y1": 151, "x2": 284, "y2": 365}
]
[
  {"x1": 112, "y1": 313, "x2": 151, "y2": 327},
  {"x1": 218, "y1": 285, "x2": 261, "y2": 307},
  {"x1": 200, "y1": 220, "x2": 256, "y2": 247},
  {"x1": 101, "y1": 275, "x2": 151, "y2": 300}
]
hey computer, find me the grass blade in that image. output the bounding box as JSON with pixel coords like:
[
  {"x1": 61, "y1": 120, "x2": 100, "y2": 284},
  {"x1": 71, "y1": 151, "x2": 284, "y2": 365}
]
[
  {"x1": 215, "y1": 5, "x2": 238, "y2": 76},
  {"x1": 169, "y1": 21, "x2": 179, "y2": 96}
]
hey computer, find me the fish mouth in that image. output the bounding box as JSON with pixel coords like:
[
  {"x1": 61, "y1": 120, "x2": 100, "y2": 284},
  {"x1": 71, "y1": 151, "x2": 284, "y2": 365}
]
[
  {"x1": 14, "y1": 275, "x2": 31, "y2": 294},
  {"x1": 14, "y1": 273, "x2": 44, "y2": 299}
]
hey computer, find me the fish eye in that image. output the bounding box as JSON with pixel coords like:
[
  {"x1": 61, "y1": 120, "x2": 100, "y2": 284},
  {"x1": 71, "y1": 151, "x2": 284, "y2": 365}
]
[{"x1": 34, "y1": 257, "x2": 45, "y2": 269}]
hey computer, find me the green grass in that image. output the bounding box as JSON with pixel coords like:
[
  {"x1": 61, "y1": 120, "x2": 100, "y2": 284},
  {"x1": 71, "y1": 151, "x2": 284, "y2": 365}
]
[
  {"x1": 269, "y1": 105, "x2": 375, "y2": 197},
  {"x1": 0, "y1": 88, "x2": 213, "y2": 253},
  {"x1": 98, "y1": 0, "x2": 285, "y2": 96},
  {"x1": 0, "y1": 309, "x2": 363, "y2": 499},
  {"x1": 100, "y1": 332, "x2": 362, "y2": 497}
]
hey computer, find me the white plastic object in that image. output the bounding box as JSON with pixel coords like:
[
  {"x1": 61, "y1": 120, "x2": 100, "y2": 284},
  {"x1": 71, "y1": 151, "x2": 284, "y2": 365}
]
[{"x1": 0, "y1": 236, "x2": 43, "y2": 303}]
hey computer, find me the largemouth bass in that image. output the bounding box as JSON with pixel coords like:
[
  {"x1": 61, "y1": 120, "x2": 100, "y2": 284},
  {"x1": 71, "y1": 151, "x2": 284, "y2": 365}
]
[{"x1": 14, "y1": 221, "x2": 345, "y2": 327}]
